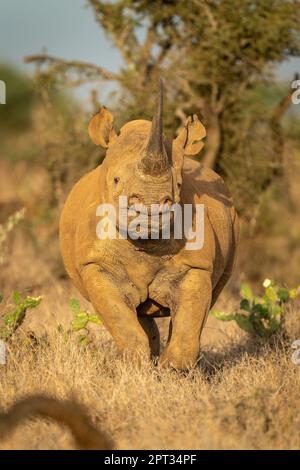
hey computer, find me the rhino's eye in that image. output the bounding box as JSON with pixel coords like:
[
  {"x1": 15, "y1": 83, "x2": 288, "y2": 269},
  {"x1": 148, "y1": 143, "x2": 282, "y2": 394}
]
[{"x1": 114, "y1": 177, "x2": 120, "y2": 185}]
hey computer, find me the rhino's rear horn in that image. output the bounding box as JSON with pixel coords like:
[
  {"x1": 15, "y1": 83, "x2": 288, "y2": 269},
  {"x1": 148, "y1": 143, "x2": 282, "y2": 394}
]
[{"x1": 137, "y1": 78, "x2": 170, "y2": 177}]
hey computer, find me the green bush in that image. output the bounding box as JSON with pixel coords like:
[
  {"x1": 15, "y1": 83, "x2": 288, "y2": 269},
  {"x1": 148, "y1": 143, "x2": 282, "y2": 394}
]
[
  {"x1": 0, "y1": 291, "x2": 42, "y2": 341},
  {"x1": 211, "y1": 280, "x2": 300, "y2": 337},
  {"x1": 69, "y1": 298, "x2": 102, "y2": 346}
]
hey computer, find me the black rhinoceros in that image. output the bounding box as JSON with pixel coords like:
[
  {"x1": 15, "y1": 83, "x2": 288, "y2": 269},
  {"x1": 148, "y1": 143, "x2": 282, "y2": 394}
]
[{"x1": 60, "y1": 80, "x2": 239, "y2": 369}]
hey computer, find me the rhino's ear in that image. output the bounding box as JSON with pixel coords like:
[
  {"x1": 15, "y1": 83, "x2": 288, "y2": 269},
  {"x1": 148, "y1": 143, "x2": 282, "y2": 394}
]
[
  {"x1": 174, "y1": 114, "x2": 206, "y2": 156},
  {"x1": 88, "y1": 107, "x2": 117, "y2": 148}
]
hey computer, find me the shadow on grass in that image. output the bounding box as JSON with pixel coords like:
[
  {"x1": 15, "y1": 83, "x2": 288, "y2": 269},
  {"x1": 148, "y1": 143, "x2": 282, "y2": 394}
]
[{"x1": 198, "y1": 333, "x2": 289, "y2": 381}]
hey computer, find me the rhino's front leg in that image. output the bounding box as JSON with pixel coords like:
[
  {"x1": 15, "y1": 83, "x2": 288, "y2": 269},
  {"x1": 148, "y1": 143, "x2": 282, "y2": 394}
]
[
  {"x1": 81, "y1": 264, "x2": 150, "y2": 359},
  {"x1": 159, "y1": 269, "x2": 212, "y2": 370}
]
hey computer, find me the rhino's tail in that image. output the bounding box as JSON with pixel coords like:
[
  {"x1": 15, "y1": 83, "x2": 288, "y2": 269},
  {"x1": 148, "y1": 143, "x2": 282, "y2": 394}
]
[{"x1": 0, "y1": 395, "x2": 113, "y2": 450}]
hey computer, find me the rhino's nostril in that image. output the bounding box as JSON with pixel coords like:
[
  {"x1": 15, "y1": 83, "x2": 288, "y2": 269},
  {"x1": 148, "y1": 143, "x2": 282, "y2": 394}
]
[{"x1": 158, "y1": 196, "x2": 173, "y2": 214}]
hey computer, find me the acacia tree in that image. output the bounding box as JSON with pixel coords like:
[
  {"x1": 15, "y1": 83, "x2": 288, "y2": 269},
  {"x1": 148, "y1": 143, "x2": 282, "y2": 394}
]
[{"x1": 26, "y1": 0, "x2": 300, "y2": 212}]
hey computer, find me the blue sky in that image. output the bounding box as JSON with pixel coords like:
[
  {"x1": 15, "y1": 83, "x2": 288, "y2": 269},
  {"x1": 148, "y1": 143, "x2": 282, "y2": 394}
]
[
  {"x1": 0, "y1": 0, "x2": 121, "y2": 104},
  {"x1": 0, "y1": 0, "x2": 120, "y2": 69},
  {"x1": 0, "y1": 0, "x2": 300, "y2": 105}
]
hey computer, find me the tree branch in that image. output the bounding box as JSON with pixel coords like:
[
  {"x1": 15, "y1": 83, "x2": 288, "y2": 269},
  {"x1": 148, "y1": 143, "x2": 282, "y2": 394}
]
[
  {"x1": 88, "y1": 0, "x2": 137, "y2": 67},
  {"x1": 140, "y1": 24, "x2": 156, "y2": 64},
  {"x1": 25, "y1": 54, "x2": 119, "y2": 82},
  {"x1": 269, "y1": 73, "x2": 299, "y2": 173}
]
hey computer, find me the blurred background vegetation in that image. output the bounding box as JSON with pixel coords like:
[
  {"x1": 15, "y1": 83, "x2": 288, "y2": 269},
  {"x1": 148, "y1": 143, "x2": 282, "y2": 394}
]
[{"x1": 1, "y1": 0, "x2": 300, "y2": 293}]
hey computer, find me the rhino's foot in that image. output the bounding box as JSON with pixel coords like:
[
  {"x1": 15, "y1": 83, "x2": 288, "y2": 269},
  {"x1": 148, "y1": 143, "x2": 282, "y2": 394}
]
[{"x1": 158, "y1": 346, "x2": 199, "y2": 371}]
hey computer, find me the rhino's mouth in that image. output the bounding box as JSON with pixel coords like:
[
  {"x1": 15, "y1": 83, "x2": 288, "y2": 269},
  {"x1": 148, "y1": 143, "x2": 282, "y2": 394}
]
[
  {"x1": 127, "y1": 204, "x2": 172, "y2": 216},
  {"x1": 118, "y1": 205, "x2": 174, "y2": 240}
]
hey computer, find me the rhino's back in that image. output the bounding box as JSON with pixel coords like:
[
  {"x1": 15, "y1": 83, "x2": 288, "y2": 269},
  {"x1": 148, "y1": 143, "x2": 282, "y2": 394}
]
[{"x1": 182, "y1": 158, "x2": 233, "y2": 203}]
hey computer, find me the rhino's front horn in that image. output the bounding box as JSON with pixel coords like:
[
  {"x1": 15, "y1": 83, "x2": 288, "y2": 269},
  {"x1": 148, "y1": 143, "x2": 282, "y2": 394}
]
[{"x1": 137, "y1": 78, "x2": 170, "y2": 177}]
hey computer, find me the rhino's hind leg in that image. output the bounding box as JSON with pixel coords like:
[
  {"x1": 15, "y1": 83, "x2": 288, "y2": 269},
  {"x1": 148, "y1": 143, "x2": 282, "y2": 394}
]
[{"x1": 138, "y1": 317, "x2": 160, "y2": 357}]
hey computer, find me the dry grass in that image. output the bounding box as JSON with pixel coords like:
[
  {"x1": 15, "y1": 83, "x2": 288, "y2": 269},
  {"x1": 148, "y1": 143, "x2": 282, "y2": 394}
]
[
  {"x1": 0, "y1": 273, "x2": 300, "y2": 450},
  {"x1": 0, "y1": 159, "x2": 300, "y2": 450}
]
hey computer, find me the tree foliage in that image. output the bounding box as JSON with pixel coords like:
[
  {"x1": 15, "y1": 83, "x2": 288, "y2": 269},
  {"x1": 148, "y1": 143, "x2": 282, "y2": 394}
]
[
  {"x1": 0, "y1": 65, "x2": 35, "y2": 132},
  {"x1": 26, "y1": 0, "x2": 300, "y2": 213}
]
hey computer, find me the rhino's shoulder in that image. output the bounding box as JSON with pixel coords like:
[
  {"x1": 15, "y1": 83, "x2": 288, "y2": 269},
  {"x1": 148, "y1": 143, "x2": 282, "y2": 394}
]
[
  {"x1": 69, "y1": 166, "x2": 101, "y2": 197},
  {"x1": 183, "y1": 157, "x2": 222, "y2": 183},
  {"x1": 182, "y1": 157, "x2": 233, "y2": 203},
  {"x1": 61, "y1": 166, "x2": 102, "y2": 216}
]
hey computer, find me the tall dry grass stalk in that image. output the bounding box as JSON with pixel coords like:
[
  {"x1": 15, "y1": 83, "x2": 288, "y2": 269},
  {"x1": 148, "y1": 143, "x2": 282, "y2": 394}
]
[{"x1": 0, "y1": 208, "x2": 25, "y2": 266}]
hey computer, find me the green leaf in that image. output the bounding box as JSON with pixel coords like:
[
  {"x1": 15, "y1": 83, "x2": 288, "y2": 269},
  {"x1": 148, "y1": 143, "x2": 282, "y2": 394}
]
[
  {"x1": 268, "y1": 317, "x2": 281, "y2": 334},
  {"x1": 271, "y1": 305, "x2": 283, "y2": 316},
  {"x1": 264, "y1": 286, "x2": 278, "y2": 303},
  {"x1": 23, "y1": 296, "x2": 42, "y2": 309},
  {"x1": 289, "y1": 285, "x2": 300, "y2": 299},
  {"x1": 69, "y1": 298, "x2": 80, "y2": 314},
  {"x1": 88, "y1": 314, "x2": 102, "y2": 325},
  {"x1": 240, "y1": 283, "x2": 253, "y2": 301},
  {"x1": 277, "y1": 288, "x2": 290, "y2": 303},
  {"x1": 234, "y1": 314, "x2": 255, "y2": 334},
  {"x1": 240, "y1": 299, "x2": 250, "y2": 312},
  {"x1": 78, "y1": 334, "x2": 90, "y2": 346},
  {"x1": 12, "y1": 291, "x2": 21, "y2": 305},
  {"x1": 4, "y1": 310, "x2": 17, "y2": 326},
  {"x1": 254, "y1": 322, "x2": 269, "y2": 337},
  {"x1": 249, "y1": 312, "x2": 269, "y2": 337},
  {"x1": 71, "y1": 312, "x2": 89, "y2": 331},
  {"x1": 210, "y1": 310, "x2": 236, "y2": 321},
  {"x1": 252, "y1": 303, "x2": 269, "y2": 318},
  {"x1": 0, "y1": 294, "x2": 42, "y2": 341}
]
